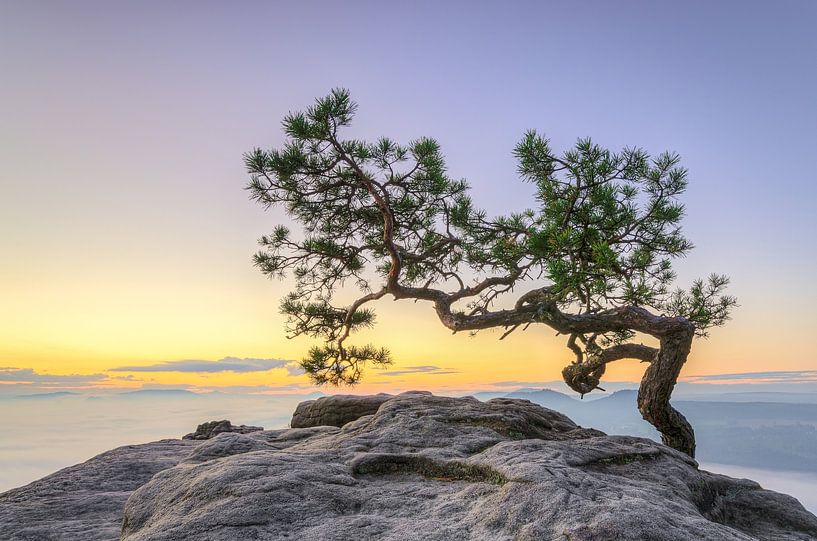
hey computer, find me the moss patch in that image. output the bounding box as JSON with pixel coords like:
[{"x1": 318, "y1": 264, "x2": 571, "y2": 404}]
[
  {"x1": 585, "y1": 451, "x2": 661, "y2": 467},
  {"x1": 451, "y1": 417, "x2": 534, "y2": 440},
  {"x1": 352, "y1": 453, "x2": 507, "y2": 485}
]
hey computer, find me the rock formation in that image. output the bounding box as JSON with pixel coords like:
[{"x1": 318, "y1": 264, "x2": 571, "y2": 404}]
[
  {"x1": 290, "y1": 392, "x2": 393, "y2": 428},
  {"x1": 1, "y1": 393, "x2": 816, "y2": 540},
  {"x1": 0, "y1": 440, "x2": 195, "y2": 540},
  {"x1": 182, "y1": 419, "x2": 264, "y2": 440}
]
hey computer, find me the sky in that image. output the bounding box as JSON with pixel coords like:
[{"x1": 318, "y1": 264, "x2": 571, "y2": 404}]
[{"x1": 1, "y1": 1, "x2": 816, "y2": 396}]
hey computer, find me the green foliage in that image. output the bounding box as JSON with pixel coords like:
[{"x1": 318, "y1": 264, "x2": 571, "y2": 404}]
[
  {"x1": 302, "y1": 343, "x2": 391, "y2": 385},
  {"x1": 514, "y1": 132, "x2": 692, "y2": 312},
  {"x1": 246, "y1": 89, "x2": 736, "y2": 385},
  {"x1": 663, "y1": 274, "x2": 737, "y2": 337}
]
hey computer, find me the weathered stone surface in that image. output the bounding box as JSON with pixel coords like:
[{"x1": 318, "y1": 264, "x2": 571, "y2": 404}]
[
  {"x1": 0, "y1": 439, "x2": 195, "y2": 541},
  {"x1": 290, "y1": 392, "x2": 394, "y2": 428},
  {"x1": 3, "y1": 395, "x2": 816, "y2": 541},
  {"x1": 0, "y1": 422, "x2": 343, "y2": 541},
  {"x1": 120, "y1": 394, "x2": 817, "y2": 541},
  {"x1": 182, "y1": 419, "x2": 263, "y2": 440}
]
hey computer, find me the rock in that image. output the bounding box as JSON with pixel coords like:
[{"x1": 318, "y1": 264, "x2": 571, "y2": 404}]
[
  {"x1": 0, "y1": 439, "x2": 195, "y2": 540},
  {"x1": 119, "y1": 393, "x2": 817, "y2": 540},
  {"x1": 290, "y1": 392, "x2": 395, "y2": 428},
  {"x1": 183, "y1": 419, "x2": 263, "y2": 440},
  {"x1": 0, "y1": 421, "x2": 343, "y2": 541},
  {"x1": 178, "y1": 426, "x2": 340, "y2": 465},
  {"x1": 182, "y1": 432, "x2": 275, "y2": 463},
  {"x1": 2, "y1": 395, "x2": 816, "y2": 540}
]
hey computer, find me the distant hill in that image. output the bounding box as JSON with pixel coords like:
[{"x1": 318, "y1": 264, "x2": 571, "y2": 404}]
[
  {"x1": 467, "y1": 391, "x2": 510, "y2": 402},
  {"x1": 594, "y1": 389, "x2": 639, "y2": 403},
  {"x1": 678, "y1": 392, "x2": 817, "y2": 404},
  {"x1": 489, "y1": 388, "x2": 817, "y2": 472},
  {"x1": 11, "y1": 391, "x2": 79, "y2": 400},
  {"x1": 117, "y1": 389, "x2": 199, "y2": 398},
  {"x1": 505, "y1": 388, "x2": 580, "y2": 408}
]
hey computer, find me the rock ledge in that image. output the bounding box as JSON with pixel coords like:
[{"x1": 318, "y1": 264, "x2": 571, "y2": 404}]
[{"x1": 1, "y1": 392, "x2": 815, "y2": 541}]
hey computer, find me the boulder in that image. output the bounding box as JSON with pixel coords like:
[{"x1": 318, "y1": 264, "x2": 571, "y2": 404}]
[
  {"x1": 290, "y1": 392, "x2": 395, "y2": 428},
  {"x1": 182, "y1": 419, "x2": 263, "y2": 440}
]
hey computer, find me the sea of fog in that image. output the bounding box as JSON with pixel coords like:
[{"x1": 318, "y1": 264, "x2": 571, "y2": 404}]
[
  {"x1": 1, "y1": 392, "x2": 815, "y2": 515},
  {"x1": 698, "y1": 462, "x2": 817, "y2": 516},
  {"x1": 0, "y1": 392, "x2": 305, "y2": 492}
]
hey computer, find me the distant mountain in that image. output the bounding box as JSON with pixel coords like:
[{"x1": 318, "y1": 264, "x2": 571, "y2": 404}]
[
  {"x1": 678, "y1": 401, "x2": 817, "y2": 426},
  {"x1": 117, "y1": 389, "x2": 199, "y2": 398},
  {"x1": 505, "y1": 388, "x2": 579, "y2": 409},
  {"x1": 12, "y1": 391, "x2": 79, "y2": 400},
  {"x1": 477, "y1": 387, "x2": 817, "y2": 472},
  {"x1": 678, "y1": 392, "x2": 817, "y2": 404},
  {"x1": 287, "y1": 391, "x2": 324, "y2": 399},
  {"x1": 593, "y1": 389, "x2": 639, "y2": 403},
  {"x1": 467, "y1": 391, "x2": 510, "y2": 402},
  {"x1": 468, "y1": 388, "x2": 579, "y2": 404}
]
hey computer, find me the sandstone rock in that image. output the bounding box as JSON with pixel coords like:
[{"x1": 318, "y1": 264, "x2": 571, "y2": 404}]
[
  {"x1": 120, "y1": 394, "x2": 817, "y2": 541},
  {"x1": 290, "y1": 392, "x2": 395, "y2": 428},
  {"x1": 0, "y1": 439, "x2": 195, "y2": 540},
  {"x1": 182, "y1": 419, "x2": 263, "y2": 440},
  {"x1": 3, "y1": 396, "x2": 816, "y2": 540}
]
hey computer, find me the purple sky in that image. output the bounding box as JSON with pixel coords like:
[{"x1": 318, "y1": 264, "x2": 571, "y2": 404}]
[{"x1": 1, "y1": 1, "x2": 815, "y2": 384}]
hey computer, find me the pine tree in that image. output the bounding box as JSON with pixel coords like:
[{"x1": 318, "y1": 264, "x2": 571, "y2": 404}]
[{"x1": 245, "y1": 89, "x2": 736, "y2": 457}]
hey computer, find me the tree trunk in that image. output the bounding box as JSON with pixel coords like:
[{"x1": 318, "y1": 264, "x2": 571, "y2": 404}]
[
  {"x1": 425, "y1": 289, "x2": 701, "y2": 457},
  {"x1": 637, "y1": 325, "x2": 696, "y2": 457}
]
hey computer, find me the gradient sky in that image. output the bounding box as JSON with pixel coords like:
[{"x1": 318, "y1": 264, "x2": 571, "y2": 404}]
[{"x1": 1, "y1": 1, "x2": 816, "y2": 394}]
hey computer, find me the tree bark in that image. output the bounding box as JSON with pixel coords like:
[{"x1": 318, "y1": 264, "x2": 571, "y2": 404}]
[
  {"x1": 411, "y1": 286, "x2": 700, "y2": 457},
  {"x1": 637, "y1": 325, "x2": 696, "y2": 457},
  {"x1": 556, "y1": 326, "x2": 697, "y2": 457}
]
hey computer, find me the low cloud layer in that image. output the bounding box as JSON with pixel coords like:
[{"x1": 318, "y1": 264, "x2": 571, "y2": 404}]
[
  {"x1": 0, "y1": 367, "x2": 107, "y2": 384},
  {"x1": 286, "y1": 364, "x2": 305, "y2": 377},
  {"x1": 109, "y1": 357, "x2": 294, "y2": 374},
  {"x1": 685, "y1": 370, "x2": 817, "y2": 383},
  {"x1": 377, "y1": 365, "x2": 458, "y2": 377},
  {"x1": 128, "y1": 382, "x2": 316, "y2": 393}
]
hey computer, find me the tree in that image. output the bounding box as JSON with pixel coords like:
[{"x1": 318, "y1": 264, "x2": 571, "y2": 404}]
[{"x1": 245, "y1": 89, "x2": 736, "y2": 457}]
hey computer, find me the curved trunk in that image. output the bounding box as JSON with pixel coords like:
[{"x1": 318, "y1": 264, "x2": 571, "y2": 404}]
[
  {"x1": 556, "y1": 319, "x2": 697, "y2": 457},
  {"x1": 637, "y1": 326, "x2": 696, "y2": 457},
  {"x1": 401, "y1": 285, "x2": 701, "y2": 457}
]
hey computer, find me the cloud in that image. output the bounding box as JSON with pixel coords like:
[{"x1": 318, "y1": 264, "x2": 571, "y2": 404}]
[
  {"x1": 286, "y1": 364, "x2": 305, "y2": 377},
  {"x1": 122, "y1": 382, "x2": 318, "y2": 395},
  {"x1": 478, "y1": 380, "x2": 644, "y2": 394},
  {"x1": 109, "y1": 357, "x2": 295, "y2": 374},
  {"x1": 684, "y1": 370, "x2": 817, "y2": 384},
  {"x1": 0, "y1": 367, "x2": 107, "y2": 384},
  {"x1": 377, "y1": 365, "x2": 458, "y2": 377},
  {"x1": 214, "y1": 383, "x2": 316, "y2": 393}
]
